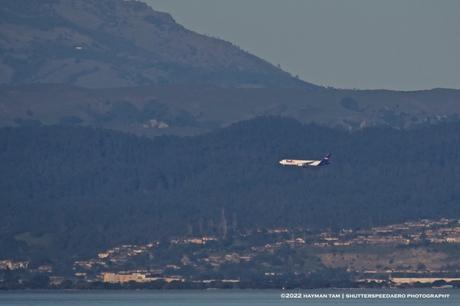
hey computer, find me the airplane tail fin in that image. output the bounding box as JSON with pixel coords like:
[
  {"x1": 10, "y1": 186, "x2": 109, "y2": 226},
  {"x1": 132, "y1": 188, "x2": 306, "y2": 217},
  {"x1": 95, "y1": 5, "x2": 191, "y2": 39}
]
[{"x1": 319, "y1": 153, "x2": 331, "y2": 166}]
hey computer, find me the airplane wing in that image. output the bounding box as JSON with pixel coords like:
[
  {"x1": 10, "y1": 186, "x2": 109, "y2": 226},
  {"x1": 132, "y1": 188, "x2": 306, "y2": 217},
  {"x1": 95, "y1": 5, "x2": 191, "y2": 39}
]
[
  {"x1": 302, "y1": 160, "x2": 321, "y2": 167},
  {"x1": 297, "y1": 161, "x2": 317, "y2": 167}
]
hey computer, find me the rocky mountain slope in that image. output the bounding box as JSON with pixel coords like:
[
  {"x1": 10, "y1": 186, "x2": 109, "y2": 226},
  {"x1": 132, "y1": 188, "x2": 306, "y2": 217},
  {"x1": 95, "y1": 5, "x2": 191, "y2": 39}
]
[
  {"x1": 0, "y1": 0, "x2": 309, "y2": 88},
  {"x1": 1, "y1": 0, "x2": 459, "y2": 135}
]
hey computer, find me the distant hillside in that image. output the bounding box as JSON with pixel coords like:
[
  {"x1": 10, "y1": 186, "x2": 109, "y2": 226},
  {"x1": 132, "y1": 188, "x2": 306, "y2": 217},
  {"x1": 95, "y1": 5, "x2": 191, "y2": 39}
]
[
  {"x1": 1, "y1": 0, "x2": 460, "y2": 134},
  {"x1": 1, "y1": 84, "x2": 460, "y2": 136},
  {"x1": 0, "y1": 0, "x2": 310, "y2": 88},
  {"x1": 2, "y1": 117, "x2": 460, "y2": 261}
]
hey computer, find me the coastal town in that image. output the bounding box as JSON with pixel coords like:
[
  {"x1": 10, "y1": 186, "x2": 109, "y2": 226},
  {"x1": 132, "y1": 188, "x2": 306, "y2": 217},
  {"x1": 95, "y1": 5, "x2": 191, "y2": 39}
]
[{"x1": 2, "y1": 218, "x2": 460, "y2": 289}]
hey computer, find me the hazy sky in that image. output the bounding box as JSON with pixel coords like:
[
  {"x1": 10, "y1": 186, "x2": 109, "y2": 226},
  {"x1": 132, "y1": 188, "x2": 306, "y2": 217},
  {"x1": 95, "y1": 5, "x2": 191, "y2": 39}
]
[{"x1": 145, "y1": 0, "x2": 460, "y2": 90}]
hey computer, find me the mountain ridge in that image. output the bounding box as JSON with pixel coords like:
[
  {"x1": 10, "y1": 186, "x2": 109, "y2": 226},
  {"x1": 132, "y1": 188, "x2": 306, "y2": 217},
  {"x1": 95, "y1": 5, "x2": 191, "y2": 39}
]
[
  {"x1": 2, "y1": 83, "x2": 460, "y2": 137},
  {"x1": 0, "y1": 0, "x2": 313, "y2": 88},
  {"x1": 2, "y1": 0, "x2": 460, "y2": 135}
]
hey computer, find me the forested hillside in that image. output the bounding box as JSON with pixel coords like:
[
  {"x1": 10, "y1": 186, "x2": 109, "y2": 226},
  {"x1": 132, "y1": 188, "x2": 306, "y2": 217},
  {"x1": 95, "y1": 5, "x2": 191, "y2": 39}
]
[{"x1": 1, "y1": 117, "x2": 460, "y2": 262}]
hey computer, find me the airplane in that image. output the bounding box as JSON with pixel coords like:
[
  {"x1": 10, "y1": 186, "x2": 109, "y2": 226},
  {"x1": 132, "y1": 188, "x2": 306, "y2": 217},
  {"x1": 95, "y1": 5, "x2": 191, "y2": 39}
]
[{"x1": 279, "y1": 153, "x2": 331, "y2": 167}]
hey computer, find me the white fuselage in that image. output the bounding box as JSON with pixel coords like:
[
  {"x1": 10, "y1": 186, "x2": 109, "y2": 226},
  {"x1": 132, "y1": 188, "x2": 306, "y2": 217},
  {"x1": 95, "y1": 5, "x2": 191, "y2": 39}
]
[{"x1": 279, "y1": 159, "x2": 322, "y2": 167}]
